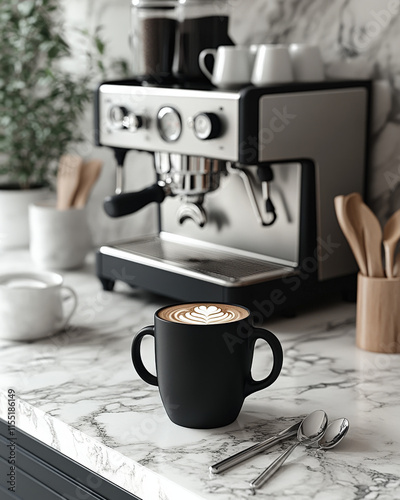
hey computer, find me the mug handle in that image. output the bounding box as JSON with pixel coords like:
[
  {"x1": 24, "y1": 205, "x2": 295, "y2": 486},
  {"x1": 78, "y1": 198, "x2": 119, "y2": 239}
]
[
  {"x1": 131, "y1": 326, "x2": 158, "y2": 386},
  {"x1": 57, "y1": 286, "x2": 78, "y2": 330},
  {"x1": 244, "y1": 328, "x2": 283, "y2": 397},
  {"x1": 198, "y1": 48, "x2": 217, "y2": 82}
]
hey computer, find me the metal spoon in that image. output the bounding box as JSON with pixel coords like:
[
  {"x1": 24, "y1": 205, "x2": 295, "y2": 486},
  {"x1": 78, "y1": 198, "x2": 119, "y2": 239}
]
[
  {"x1": 209, "y1": 420, "x2": 301, "y2": 474},
  {"x1": 250, "y1": 416, "x2": 348, "y2": 490},
  {"x1": 315, "y1": 417, "x2": 349, "y2": 450},
  {"x1": 383, "y1": 209, "x2": 400, "y2": 278},
  {"x1": 249, "y1": 409, "x2": 328, "y2": 490}
]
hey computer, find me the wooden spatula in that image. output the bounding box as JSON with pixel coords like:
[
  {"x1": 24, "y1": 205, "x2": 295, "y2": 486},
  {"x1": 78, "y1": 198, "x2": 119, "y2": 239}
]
[
  {"x1": 394, "y1": 251, "x2": 400, "y2": 277},
  {"x1": 72, "y1": 159, "x2": 102, "y2": 208},
  {"x1": 57, "y1": 154, "x2": 83, "y2": 210},
  {"x1": 334, "y1": 193, "x2": 368, "y2": 276},
  {"x1": 357, "y1": 201, "x2": 384, "y2": 278},
  {"x1": 383, "y1": 209, "x2": 400, "y2": 278}
]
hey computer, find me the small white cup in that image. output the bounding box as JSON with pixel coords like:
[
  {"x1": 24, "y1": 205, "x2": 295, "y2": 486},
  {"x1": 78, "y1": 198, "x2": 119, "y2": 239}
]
[
  {"x1": 249, "y1": 44, "x2": 260, "y2": 64},
  {"x1": 199, "y1": 45, "x2": 253, "y2": 89},
  {"x1": 288, "y1": 44, "x2": 325, "y2": 82},
  {"x1": 29, "y1": 200, "x2": 92, "y2": 270},
  {"x1": 251, "y1": 44, "x2": 294, "y2": 86},
  {"x1": 0, "y1": 271, "x2": 77, "y2": 341}
]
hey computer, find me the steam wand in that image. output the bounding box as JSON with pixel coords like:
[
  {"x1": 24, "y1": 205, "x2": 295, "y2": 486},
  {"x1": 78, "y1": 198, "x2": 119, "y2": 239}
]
[
  {"x1": 226, "y1": 163, "x2": 277, "y2": 226},
  {"x1": 257, "y1": 164, "x2": 277, "y2": 226},
  {"x1": 113, "y1": 148, "x2": 128, "y2": 195}
]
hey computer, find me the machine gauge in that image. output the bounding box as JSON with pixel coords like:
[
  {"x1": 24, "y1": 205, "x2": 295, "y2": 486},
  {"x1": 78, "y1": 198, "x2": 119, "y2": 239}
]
[
  {"x1": 157, "y1": 107, "x2": 182, "y2": 142},
  {"x1": 193, "y1": 112, "x2": 221, "y2": 140}
]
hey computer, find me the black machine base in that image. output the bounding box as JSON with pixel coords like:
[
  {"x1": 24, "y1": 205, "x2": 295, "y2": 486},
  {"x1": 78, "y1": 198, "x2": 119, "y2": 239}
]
[{"x1": 96, "y1": 249, "x2": 357, "y2": 320}]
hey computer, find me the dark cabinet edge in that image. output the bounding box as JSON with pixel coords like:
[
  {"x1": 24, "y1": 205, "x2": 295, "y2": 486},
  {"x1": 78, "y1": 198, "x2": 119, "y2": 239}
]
[{"x1": 0, "y1": 418, "x2": 142, "y2": 500}]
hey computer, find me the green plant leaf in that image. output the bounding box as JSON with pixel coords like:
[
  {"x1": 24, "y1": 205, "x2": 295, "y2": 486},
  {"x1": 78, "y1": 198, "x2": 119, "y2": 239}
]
[
  {"x1": 0, "y1": 0, "x2": 129, "y2": 188},
  {"x1": 95, "y1": 36, "x2": 105, "y2": 55}
]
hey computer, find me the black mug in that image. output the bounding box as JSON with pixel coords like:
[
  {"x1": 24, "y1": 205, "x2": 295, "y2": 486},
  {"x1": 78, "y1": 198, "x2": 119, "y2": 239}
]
[{"x1": 131, "y1": 303, "x2": 283, "y2": 428}]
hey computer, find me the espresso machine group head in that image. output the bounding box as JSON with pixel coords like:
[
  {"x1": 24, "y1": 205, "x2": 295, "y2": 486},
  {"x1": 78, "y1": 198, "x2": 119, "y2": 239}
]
[{"x1": 95, "y1": 79, "x2": 371, "y2": 315}]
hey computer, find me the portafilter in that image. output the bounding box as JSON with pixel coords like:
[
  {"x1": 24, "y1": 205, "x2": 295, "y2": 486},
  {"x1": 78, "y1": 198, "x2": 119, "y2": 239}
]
[{"x1": 103, "y1": 153, "x2": 226, "y2": 227}]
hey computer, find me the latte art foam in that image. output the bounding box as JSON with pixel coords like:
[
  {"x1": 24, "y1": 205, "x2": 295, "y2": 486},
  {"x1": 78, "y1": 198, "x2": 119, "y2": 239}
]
[{"x1": 158, "y1": 303, "x2": 249, "y2": 325}]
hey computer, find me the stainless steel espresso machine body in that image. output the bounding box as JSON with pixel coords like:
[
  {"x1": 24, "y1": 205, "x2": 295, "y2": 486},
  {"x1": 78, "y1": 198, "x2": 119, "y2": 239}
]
[{"x1": 95, "y1": 79, "x2": 371, "y2": 315}]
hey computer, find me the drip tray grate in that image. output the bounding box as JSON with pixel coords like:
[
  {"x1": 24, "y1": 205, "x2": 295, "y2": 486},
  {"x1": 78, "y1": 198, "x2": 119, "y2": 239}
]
[{"x1": 102, "y1": 236, "x2": 297, "y2": 287}]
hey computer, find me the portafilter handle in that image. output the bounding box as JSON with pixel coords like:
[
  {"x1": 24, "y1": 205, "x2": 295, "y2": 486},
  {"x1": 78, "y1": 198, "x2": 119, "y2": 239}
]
[{"x1": 104, "y1": 183, "x2": 167, "y2": 218}]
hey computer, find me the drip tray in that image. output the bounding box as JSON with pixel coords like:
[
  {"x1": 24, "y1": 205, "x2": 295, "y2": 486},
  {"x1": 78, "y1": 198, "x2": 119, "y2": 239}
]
[{"x1": 100, "y1": 235, "x2": 297, "y2": 287}]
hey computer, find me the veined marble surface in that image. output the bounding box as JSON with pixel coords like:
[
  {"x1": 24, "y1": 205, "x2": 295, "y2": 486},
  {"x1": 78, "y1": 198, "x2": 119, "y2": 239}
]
[{"x1": 1, "y1": 251, "x2": 400, "y2": 500}]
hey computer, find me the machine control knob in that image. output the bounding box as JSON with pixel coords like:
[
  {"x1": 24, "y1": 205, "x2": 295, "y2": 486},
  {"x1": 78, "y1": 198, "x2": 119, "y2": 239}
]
[
  {"x1": 109, "y1": 106, "x2": 128, "y2": 129},
  {"x1": 193, "y1": 112, "x2": 221, "y2": 140},
  {"x1": 123, "y1": 112, "x2": 144, "y2": 133}
]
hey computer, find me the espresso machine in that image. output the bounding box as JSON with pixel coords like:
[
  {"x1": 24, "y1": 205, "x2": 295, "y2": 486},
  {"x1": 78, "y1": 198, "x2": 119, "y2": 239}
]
[{"x1": 95, "y1": 1, "x2": 371, "y2": 315}]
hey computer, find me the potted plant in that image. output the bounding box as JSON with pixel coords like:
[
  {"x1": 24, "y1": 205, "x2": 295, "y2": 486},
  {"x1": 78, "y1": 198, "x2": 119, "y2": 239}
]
[{"x1": 0, "y1": 0, "x2": 127, "y2": 250}]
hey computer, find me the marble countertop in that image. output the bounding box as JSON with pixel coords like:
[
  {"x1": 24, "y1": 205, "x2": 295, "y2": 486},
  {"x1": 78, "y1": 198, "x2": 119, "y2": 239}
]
[{"x1": 1, "y1": 250, "x2": 400, "y2": 500}]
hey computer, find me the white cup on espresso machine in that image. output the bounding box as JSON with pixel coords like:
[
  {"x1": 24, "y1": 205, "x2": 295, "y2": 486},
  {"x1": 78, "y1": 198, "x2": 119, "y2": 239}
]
[{"x1": 199, "y1": 45, "x2": 254, "y2": 88}]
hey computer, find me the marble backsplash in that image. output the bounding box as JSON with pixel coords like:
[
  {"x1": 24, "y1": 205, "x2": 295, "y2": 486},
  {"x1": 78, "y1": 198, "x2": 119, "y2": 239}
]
[
  {"x1": 230, "y1": 0, "x2": 400, "y2": 223},
  {"x1": 62, "y1": 0, "x2": 400, "y2": 244}
]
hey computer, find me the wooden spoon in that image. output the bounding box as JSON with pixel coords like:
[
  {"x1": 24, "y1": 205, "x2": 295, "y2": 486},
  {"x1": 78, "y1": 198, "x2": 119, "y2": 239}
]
[
  {"x1": 334, "y1": 193, "x2": 368, "y2": 276},
  {"x1": 393, "y1": 251, "x2": 400, "y2": 277},
  {"x1": 355, "y1": 201, "x2": 384, "y2": 278},
  {"x1": 72, "y1": 159, "x2": 102, "y2": 209},
  {"x1": 382, "y1": 209, "x2": 400, "y2": 278},
  {"x1": 57, "y1": 155, "x2": 83, "y2": 210}
]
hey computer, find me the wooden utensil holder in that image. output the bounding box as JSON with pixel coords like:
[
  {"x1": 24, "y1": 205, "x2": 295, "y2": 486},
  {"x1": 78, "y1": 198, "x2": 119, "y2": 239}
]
[{"x1": 356, "y1": 273, "x2": 400, "y2": 353}]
